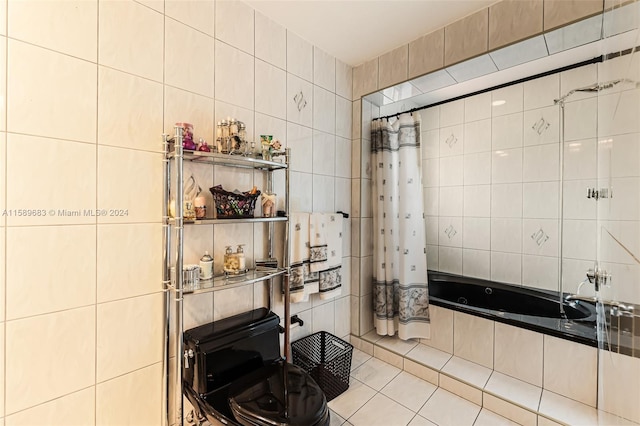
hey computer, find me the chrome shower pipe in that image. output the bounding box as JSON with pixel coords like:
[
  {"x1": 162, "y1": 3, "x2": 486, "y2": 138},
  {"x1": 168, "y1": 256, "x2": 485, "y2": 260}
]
[{"x1": 554, "y1": 78, "x2": 639, "y2": 104}]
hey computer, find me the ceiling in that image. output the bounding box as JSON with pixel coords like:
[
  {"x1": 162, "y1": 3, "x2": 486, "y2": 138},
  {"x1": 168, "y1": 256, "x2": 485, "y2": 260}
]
[{"x1": 245, "y1": 0, "x2": 497, "y2": 67}]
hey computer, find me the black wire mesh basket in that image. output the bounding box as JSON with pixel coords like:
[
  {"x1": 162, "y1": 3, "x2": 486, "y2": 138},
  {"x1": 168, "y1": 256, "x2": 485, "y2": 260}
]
[{"x1": 291, "y1": 331, "x2": 353, "y2": 401}]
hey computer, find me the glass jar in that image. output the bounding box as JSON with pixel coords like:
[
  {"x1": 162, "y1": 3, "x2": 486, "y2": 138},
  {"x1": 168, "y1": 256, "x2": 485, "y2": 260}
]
[{"x1": 176, "y1": 122, "x2": 195, "y2": 150}]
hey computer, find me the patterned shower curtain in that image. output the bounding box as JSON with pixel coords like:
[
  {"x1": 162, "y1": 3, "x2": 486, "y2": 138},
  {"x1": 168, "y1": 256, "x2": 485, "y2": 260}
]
[{"x1": 372, "y1": 113, "x2": 430, "y2": 340}]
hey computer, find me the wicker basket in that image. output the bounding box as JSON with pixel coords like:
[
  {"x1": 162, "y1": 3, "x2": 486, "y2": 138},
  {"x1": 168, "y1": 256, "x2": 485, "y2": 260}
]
[{"x1": 209, "y1": 185, "x2": 261, "y2": 219}]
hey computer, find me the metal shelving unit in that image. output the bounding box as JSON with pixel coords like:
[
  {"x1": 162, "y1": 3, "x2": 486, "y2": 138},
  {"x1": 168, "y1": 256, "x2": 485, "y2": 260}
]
[{"x1": 162, "y1": 126, "x2": 291, "y2": 426}]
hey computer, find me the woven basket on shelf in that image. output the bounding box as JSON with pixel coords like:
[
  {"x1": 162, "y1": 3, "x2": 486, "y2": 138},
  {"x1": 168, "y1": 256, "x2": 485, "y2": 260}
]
[{"x1": 209, "y1": 185, "x2": 261, "y2": 219}]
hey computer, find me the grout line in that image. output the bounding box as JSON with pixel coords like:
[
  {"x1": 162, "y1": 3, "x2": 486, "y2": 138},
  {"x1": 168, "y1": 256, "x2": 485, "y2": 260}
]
[{"x1": 94, "y1": 1, "x2": 100, "y2": 424}]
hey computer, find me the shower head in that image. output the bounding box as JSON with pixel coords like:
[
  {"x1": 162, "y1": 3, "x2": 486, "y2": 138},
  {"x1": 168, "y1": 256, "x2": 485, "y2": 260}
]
[{"x1": 555, "y1": 78, "x2": 639, "y2": 104}]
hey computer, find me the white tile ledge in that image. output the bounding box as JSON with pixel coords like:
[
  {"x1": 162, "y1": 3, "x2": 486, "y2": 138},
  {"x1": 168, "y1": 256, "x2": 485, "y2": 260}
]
[{"x1": 361, "y1": 335, "x2": 640, "y2": 426}]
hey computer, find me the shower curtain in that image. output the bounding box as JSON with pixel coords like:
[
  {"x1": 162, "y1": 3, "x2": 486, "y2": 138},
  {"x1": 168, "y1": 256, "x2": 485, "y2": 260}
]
[{"x1": 372, "y1": 113, "x2": 430, "y2": 340}]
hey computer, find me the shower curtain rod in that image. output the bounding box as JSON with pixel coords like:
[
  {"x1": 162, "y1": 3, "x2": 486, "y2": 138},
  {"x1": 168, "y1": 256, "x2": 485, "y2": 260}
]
[{"x1": 372, "y1": 55, "x2": 605, "y2": 122}]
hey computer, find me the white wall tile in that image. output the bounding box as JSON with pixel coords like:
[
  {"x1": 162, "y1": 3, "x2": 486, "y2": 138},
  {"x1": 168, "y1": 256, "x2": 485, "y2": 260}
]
[
  {"x1": 494, "y1": 322, "x2": 543, "y2": 386},
  {"x1": 215, "y1": 0, "x2": 254, "y2": 54},
  {"x1": 312, "y1": 130, "x2": 335, "y2": 176},
  {"x1": 491, "y1": 251, "x2": 522, "y2": 284},
  {"x1": 439, "y1": 216, "x2": 462, "y2": 248},
  {"x1": 426, "y1": 216, "x2": 439, "y2": 245},
  {"x1": 492, "y1": 148, "x2": 522, "y2": 184},
  {"x1": 427, "y1": 245, "x2": 439, "y2": 271},
  {"x1": 287, "y1": 31, "x2": 313, "y2": 81},
  {"x1": 336, "y1": 96, "x2": 352, "y2": 139},
  {"x1": 564, "y1": 139, "x2": 597, "y2": 180},
  {"x1": 599, "y1": 89, "x2": 640, "y2": 137},
  {"x1": 606, "y1": 133, "x2": 640, "y2": 178},
  {"x1": 335, "y1": 137, "x2": 351, "y2": 179},
  {"x1": 0, "y1": 132, "x2": 4, "y2": 215},
  {"x1": 6, "y1": 225, "x2": 96, "y2": 320},
  {"x1": 165, "y1": 18, "x2": 214, "y2": 97},
  {"x1": 453, "y1": 311, "x2": 494, "y2": 368},
  {"x1": 336, "y1": 60, "x2": 353, "y2": 100},
  {"x1": 463, "y1": 152, "x2": 491, "y2": 185},
  {"x1": 423, "y1": 158, "x2": 440, "y2": 188},
  {"x1": 97, "y1": 146, "x2": 162, "y2": 224},
  {"x1": 97, "y1": 223, "x2": 161, "y2": 303},
  {"x1": 439, "y1": 125, "x2": 464, "y2": 157},
  {"x1": 287, "y1": 73, "x2": 313, "y2": 127},
  {"x1": 543, "y1": 336, "x2": 597, "y2": 407},
  {"x1": 313, "y1": 174, "x2": 335, "y2": 212},
  {"x1": 564, "y1": 98, "x2": 597, "y2": 141},
  {"x1": 164, "y1": 86, "x2": 215, "y2": 143},
  {"x1": 523, "y1": 144, "x2": 559, "y2": 182},
  {"x1": 523, "y1": 181, "x2": 559, "y2": 219},
  {"x1": 462, "y1": 249, "x2": 490, "y2": 279},
  {"x1": 463, "y1": 185, "x2": 490, "y2": 217},
  {"x1": 522, "y1": 218, "x2": 559, "y2": 257},
  {"x1": 184, "y1": 292, "x2": 214, "y2": 330},
  {"x1": 598, "y1": 349, "x2": 640, "y2": 423},
  {"x1": 8, "y1": 0, "x2": 97, "y2": 61},
  {"x1": 314, "y1": 47, "x2": 335, "y2": 92},
  {"x1": 290, "y1": 172, "x2": 313, "y2": 212},
  {"x1": 491, "y1": 183, "x2": 522, "y2": 218},
  {"x1": 465, "y1": 92, "x2": 491, "y2": 122},
  {"x1": 439, "y1": 156, "x2": 463, "y2": 186},
  {"x1": 524, "y1": 74, "x2": 559, "y2": 110},
  {"x1": 255, "y1": 59, "x2": 286, "y2": 119},
  {"x1": 439, "y1": 246, "x2": 462, "y2": 274},
  {"x1": 98, "y1": 66, "x2": 163, "y2": 152},
  {"x1": 463, "y1": 218, "x2": 490, "y2": 250},
  {"x1": 492, "y1": 84, "x2": 523, "y2": 116},
  {"x1": 440, "y1": 99, "x2": 464, "y2": 126},
  {"x1": 421, "y1": 106, "x2": 439, "y2": 131},
  {"x1": 96, "y1": 363, "x2": 162, "y2": 426},
  {"x1": 523, "y1": 106, "x2": 560, "y2": 146},
  {"x1": 213, "y1": 282, "x2": 254, "y2": 321},
  {"x1": 99, "y1": 0, "x2": 163, "y2": 81},
  {"x1": 424, "y1": 187, "x2": 439, "y2": 216},
  {"x1": 492, "y1": 113, "x2": 523, "y2": 150},
  {"x1": 0, "y1": 227, "x2": 4, "y2": 321},
  {"x1": 562, "y1": 179, "x2": 597, "y2": 220},
  {"x1": 562, "y1": 219, "x2": 596, "y2": 260},
  {"x1": 6, "y1": 307, "x2": 95, "y2": 414},
  {"x1": 215, "y1": 41, "x2": 254, "y2": 110},
  {"x1": 255, "y1": 12, "x2": 285, "y2": 69},
  {"x1": 8, "y1": 40, "x2": 96, "y2": 142},
  {"x1": 286, "y1": 122, "x2": 312, "y2": 173},
  {"x1": 522, "y1": 254, "x2": 559, "y2": 291},
  {"x1": 463, "y1": 119, "x2": 491, "y2": 154},
  {"x1": 166, "y1": 0, "x2": 214, "y2": 36},
  {"x1": 313, "y1": 85, "x2": 336, "y2": 134},
  {"x1": 439, "y1": 186, "x2": 463, "y2": 217},
  {"x1": 6, "y1": 135, "x2": 96, "y2": 226},
  {"x1": 5, "y1": 387, "x2": 94, "y2": 426},
  {"x1": 313, "y1": 301, "x2": 335, "y2": 334},
  {"x1": 97, "y1": 293, "x2": 163, "y2": 382},
  {"x1": 421, "y1": 306, "x2": 453, "y2": 353},
  {"x1": 491, "y1": 218, "x2": 522, "y2": 253}
]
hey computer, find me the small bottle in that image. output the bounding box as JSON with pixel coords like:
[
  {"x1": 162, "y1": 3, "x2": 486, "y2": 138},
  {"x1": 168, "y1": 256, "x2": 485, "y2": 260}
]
[
  {"x1": 223, "y1": 246, "x2": 238, "y2": 273},
  {"x1": 236, "y1": 244, "x2": 246, "y2": 271},
  {"x1": 199, "y1": 251, "x2": 213, "y2": 280},
  {"x1": 198, "y1": 138, "x2": 211, "y2": 152}
]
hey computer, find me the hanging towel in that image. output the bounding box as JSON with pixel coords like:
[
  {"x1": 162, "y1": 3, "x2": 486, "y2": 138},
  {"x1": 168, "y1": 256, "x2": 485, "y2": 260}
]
[
  {"x1": 289, "y1": 212, "x2": 316, "y2": 303},
  {"x1": 289, "y1": 212, "x2": 343, "y2": 302},
  {"x1": 317, "y1": 213, "x2": 343, "y2": 300},
  {"x1": 309, "y1": 213, "x2": 343, "y2": 299}
]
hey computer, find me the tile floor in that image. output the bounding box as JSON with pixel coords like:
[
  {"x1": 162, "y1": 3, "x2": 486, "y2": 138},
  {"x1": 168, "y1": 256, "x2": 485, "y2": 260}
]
[{"x1": 328, "y1": 349, "x2": 518, "y2": 426}]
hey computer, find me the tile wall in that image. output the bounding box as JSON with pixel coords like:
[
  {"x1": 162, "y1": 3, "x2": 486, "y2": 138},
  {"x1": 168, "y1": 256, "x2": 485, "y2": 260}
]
[
  {"x1": 0, "y1": 0, "x2": 352, "y2": 424},
  {"x1": 420, "y1": 57, "x2": 640, "y2": 306}
]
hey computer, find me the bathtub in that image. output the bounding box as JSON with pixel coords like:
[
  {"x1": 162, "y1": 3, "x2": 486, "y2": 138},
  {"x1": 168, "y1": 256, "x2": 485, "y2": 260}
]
[{"x1": 427, "y1": 271, "x2": 599, "y2": 347}]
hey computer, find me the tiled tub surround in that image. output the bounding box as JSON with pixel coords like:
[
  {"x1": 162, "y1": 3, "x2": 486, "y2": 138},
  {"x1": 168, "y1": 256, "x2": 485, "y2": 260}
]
[
  {"x1": 421, "y1": 57, "x2": 640, "y2": 307},
  {"x1": 349, "y1": 303, "x2": 640, "y2": 426},
  {"x1": 1, "y1": 0, "x2": 353, "y2": 424}
]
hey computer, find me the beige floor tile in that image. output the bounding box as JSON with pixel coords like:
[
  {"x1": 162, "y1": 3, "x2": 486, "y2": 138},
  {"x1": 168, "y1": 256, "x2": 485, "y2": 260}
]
[
  {"x1": 351, "y1": 357, "x2": 401, "y2": 391},
  {"x1": 418, "y1": 388, "x2": 481, "y2": 426},
  {"x1": 328, "y1": 378, "x2": 376, "y2": 420},
  {"x1": 349, "y1": 393, "x2": 415, "y2": 426},
  {"x1": 381, "y1": 371, "x2": 437, "y2": 412}
]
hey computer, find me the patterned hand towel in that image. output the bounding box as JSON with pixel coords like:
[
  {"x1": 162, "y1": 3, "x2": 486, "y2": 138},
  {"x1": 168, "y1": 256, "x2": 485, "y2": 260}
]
[
  {"x1": 289, "y1": 212, "x2": 315, "y2": 303},
  {"x1": 315, "y1": 213, "x2": 344, "y2": 300}
]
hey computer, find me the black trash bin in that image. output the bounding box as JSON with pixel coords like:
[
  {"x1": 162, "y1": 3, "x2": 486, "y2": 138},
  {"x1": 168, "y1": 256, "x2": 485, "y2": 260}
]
[{"x1": 291, "y1": 331, "x2": 353, "y2": 401}]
